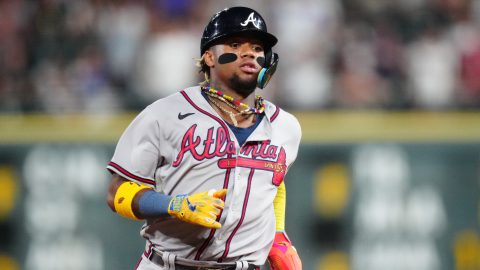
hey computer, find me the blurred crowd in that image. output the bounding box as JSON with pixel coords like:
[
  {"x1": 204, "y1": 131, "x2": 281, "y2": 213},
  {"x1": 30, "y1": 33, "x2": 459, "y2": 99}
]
[{"x1": 1, "y1": 0, "x2": 480, "y2": 113}]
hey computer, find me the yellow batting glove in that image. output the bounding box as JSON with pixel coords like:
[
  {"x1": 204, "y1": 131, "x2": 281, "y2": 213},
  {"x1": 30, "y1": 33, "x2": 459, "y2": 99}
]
[{"x1": 168, "y1": 189, "x2": 227, "y2": 229}]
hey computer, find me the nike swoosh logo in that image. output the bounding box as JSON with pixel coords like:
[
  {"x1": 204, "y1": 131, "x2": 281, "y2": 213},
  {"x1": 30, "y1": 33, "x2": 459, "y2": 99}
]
[{"x1": 178, "y1": 112, "x2": 195, "y2": 120}]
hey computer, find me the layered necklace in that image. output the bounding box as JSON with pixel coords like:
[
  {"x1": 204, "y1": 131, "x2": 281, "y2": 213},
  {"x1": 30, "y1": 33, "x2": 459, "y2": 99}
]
[{"x1": 201, "y1": 86, "x2": 265, "y2": 127}]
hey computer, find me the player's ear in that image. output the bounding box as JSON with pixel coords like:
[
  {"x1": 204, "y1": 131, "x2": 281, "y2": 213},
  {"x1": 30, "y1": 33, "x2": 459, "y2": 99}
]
[{"x1": 204, "y1": 50, "x2": 215, "y2": 68}]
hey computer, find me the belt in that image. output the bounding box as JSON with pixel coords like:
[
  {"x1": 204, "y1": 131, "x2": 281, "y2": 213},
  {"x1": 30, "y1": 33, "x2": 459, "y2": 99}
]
[{"x1": 149, "y1": 252, "x2": 259, "y2": 270}]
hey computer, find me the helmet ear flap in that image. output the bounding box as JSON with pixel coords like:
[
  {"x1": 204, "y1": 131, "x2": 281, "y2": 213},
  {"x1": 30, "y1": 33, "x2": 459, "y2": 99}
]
[{"x1": 257, "y1": 51, "x2": 279, "y2": 89}]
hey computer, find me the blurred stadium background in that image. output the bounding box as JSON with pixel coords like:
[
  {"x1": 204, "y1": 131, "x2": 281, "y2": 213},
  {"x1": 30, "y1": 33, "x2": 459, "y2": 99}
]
[{"x1": 0, "y1": 0, "x2": 480, "y2": 269}]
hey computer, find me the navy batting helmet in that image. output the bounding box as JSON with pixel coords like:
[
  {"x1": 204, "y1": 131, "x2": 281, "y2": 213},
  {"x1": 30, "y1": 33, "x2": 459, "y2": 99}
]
[{"x1": 200, "y1": 6, "x2": 278, "y2": 55}]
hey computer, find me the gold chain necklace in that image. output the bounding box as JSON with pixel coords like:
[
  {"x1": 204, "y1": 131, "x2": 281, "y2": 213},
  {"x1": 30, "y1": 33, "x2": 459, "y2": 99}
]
[{"x1": 207, "y1": 95, "x2": 253, "y2": 127}]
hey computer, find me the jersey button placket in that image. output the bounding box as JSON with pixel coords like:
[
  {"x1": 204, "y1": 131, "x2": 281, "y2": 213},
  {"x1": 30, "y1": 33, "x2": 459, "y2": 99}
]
[
  {"x1": 231, "y1": 168, "x2": 241, "y2": 214},
  {"x1": 218, "y1": 162, "x2": 239, "y2": 241}
]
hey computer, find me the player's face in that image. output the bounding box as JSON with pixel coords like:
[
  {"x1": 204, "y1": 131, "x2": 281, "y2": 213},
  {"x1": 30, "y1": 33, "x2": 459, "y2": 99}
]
[{"x1": 207, "y1": 35, "x2": 265, "y2": 97}]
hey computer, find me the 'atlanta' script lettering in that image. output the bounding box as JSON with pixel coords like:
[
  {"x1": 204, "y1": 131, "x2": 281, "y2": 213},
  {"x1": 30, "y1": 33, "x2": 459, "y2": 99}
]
[
  {"x1": 240, "y1": 140, "x2": 278, "y2": 159},
  {"x1": 173, "y1": 125, "x2": 236, "y2": 167},
  {"x1": 172, "y1": 126, "x2": 283, "y2": 167}
]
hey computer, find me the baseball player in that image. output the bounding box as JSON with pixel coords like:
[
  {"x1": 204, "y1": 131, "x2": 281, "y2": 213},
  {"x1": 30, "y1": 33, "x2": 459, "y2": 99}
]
[{"x1": 106, "y1": 6, "x2": 302, "y2": 270}]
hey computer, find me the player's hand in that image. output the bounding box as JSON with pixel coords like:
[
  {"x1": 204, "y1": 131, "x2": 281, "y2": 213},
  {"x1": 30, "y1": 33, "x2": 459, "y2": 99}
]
[
  {"x1": 168, "y1": 189, "x2": 227, "y2": 229},
  {"x1": 268, "y1": 231, "x2": 302, "y2": 270}
]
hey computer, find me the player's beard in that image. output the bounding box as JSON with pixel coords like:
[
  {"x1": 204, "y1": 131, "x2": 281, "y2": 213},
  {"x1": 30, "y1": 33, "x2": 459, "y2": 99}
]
[{"x1": 229, "y1": 73, "x2": 257, "y2": 98}]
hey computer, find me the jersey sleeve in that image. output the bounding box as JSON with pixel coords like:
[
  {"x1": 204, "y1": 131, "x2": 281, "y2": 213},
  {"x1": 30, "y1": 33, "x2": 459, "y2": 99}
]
[
  {"x1": 265, "y1": 101, "x2": 302, "y2": 170},
  {"x1": 107, "y1": 106, "x2": 161, "y2": 187},
  {"x1": 284, "y1": 112, "x2": 302, "y2": 169}
]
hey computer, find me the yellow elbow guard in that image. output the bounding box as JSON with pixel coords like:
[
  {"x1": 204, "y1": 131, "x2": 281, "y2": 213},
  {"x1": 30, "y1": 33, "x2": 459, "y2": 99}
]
[{"x1": 114, "y1": 181, "x2": 151, "y2": 221}]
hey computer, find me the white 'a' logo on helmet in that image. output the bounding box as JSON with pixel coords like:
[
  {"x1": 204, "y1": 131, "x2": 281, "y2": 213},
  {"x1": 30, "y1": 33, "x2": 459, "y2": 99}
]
[{"x1": 240, "y1": 12, "x2": 261, "y2": 28}]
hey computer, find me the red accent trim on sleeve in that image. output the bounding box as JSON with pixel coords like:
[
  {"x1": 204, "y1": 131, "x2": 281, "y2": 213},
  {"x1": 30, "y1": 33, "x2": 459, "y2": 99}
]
[
  {"x1": 107, "y1": 161, "x2": 156, "y2": 186},
  {"x1": 269, "y1": 106, "x2": 280, "y2": 122}
]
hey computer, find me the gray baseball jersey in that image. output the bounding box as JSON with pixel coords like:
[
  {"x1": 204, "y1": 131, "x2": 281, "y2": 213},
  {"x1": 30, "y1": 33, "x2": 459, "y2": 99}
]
[{"x1": 107, "y1": 86, "x2": 301, "y2": 265}]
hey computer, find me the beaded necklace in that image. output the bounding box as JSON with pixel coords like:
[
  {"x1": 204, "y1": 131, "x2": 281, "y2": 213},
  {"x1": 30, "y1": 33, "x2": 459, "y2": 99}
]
[
  {"x1": 201, "y1": 86, "x2": 265, "y2": 114},
  {"x1": 201, "y1": 86, "x2": 265, "y2": 127}
]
